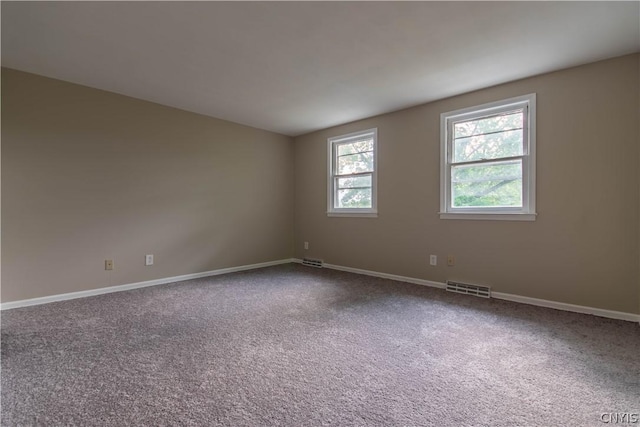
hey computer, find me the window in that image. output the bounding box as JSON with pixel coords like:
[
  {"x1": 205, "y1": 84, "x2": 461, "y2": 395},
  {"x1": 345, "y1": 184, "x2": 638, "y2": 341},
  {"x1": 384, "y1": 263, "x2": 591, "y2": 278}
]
[
  {"x1": 328, "y1": 128, "x2": 377, "y2": 217},
  {"x1": 440, "y1": 94, "x2": 536, "y2": 221}
]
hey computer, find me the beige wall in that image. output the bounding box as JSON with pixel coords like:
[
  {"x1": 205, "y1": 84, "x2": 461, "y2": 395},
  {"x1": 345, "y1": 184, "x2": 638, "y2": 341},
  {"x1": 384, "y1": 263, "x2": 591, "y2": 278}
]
[
  {"x1": 2, "y1": 68, "x2": 294, "y2": 302},
  {"x1": 294, "y1": 54, "x2": 640, "y2": 314},
  {"x1": 3, "y1": 55, "x2": 639, "y2": 315}
]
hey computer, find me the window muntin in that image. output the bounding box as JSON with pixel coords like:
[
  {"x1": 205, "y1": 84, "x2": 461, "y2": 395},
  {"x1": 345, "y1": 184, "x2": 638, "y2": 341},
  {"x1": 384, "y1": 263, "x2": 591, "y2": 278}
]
[
  {"x1": 441, "y1": 94, "x2": 536, "y2": 220},
  {"x1": 328, "y1": 129, "x2": 377, "y2": 216}
]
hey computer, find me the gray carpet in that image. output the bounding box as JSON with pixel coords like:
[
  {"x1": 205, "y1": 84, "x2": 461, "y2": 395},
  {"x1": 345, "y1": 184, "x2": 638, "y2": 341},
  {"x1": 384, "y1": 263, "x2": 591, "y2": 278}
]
[{"x1": 2, "y1": 264, "x2": 638, "y2": 426}]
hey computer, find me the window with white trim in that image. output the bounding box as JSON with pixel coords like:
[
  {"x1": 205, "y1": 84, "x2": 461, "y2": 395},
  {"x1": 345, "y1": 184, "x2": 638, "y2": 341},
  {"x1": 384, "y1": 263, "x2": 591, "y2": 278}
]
[
  {"x1": 440, "y1": 94, "x2": 536, "y2": 221},
  {"x1": 328, "y1": 128, "x2": 377, "y2": 217}
]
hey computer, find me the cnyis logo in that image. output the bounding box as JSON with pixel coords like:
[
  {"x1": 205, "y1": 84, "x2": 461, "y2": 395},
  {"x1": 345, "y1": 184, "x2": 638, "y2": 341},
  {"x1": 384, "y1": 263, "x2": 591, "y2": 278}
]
[{"x1": 600, "y1": 413, "x2": 640, "y2": 424}]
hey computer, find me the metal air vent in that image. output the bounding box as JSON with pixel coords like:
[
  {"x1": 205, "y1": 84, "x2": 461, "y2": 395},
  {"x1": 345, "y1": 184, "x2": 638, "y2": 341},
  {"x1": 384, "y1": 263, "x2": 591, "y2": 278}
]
[
  {"x1": 302, "y1": 258, "x2": 324, "y2": 268},
  {"x1": 446, "y1": 280, "x2": 491, "y2": 298}
]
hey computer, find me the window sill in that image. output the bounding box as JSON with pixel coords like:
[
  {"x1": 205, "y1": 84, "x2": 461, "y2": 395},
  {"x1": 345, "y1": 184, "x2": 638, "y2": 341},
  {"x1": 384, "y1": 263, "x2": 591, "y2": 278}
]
[
  {"x1": 327, "y1": 211, "x2": 378, "y2": 218},
  {"x1": 439, "y1": 212, "x2": 537, "y2": 221}
]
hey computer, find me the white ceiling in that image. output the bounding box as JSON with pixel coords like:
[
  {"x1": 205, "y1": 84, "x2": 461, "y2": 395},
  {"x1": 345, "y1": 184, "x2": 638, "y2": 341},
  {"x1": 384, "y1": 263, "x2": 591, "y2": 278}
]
[{"x1": 2, "y1": 2, "x2": 639, "y2": 136}]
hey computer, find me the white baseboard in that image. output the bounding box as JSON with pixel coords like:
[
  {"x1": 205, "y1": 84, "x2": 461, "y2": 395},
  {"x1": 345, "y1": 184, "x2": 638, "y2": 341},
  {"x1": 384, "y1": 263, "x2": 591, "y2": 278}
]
[
  {"x1": 5, "y1": 258, "x2": 639, "y2": 323},
  {"x1": 1, "y1": 258, "x2": 295, "y2": 310},
  {"x1": 293, "y1": 258, "x2": 640, "y2": 323},
  {"x1": 490, "y1": 292, "x2": 640, "y2": 323},
  {"x1": 324, "y1": 261, "x2": 446, "y2": 290}
]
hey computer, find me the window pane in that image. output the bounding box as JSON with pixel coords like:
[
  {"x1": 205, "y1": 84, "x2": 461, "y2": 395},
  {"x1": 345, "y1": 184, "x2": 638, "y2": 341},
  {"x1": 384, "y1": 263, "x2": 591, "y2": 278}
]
[
  {"x1": 337, "y1": 151, "x2": 374, "y2": 175},
  {"x1": 453, "y1": 128, "x2": 523, "y2": 163},
  {"x1": 454, "y1": 110, "x2": 523, "y2": 138},
  {"x1": 453, "y1": 110, "x2": 523, "y2": 163},
  {"x1": 337, "y1": 188, "x2": 372, "y2": 208},
  {"x1": 338, "y1": 175, "x2": 371, "y2": 189},
  {"x1": 451, "y1": 160, "x2": 522, "y2": 208},
  {"x1": 338, "y1": 139, "x2": 373, "y2": 156}
]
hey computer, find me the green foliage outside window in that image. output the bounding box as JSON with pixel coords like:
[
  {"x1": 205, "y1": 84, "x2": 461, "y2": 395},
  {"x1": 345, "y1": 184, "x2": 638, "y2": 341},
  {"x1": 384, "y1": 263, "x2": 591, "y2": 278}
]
[
  {"x1": 336, "y1": 138, "x2": 374, "y2": 208},
  {"x1": 452, "y1": 111, "x2": 524, "y2": 208}
]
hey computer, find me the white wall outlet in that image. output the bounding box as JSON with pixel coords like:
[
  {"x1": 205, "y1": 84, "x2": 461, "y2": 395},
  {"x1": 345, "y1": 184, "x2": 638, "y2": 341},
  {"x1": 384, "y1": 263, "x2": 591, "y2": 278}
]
[
  {"x1": 447, "y1": 255, "x2": 455, "y2": 266},
  {"x1": 304, "y1": 242, "x2": 309, "y2": 250},
  {"x1": 430, "y1": 255, "x2": 437, "y2": 266},
  {"x1": 105, "y1": 259, "x2": 114, "y2": 270},
  {"x1": 145, "y1": 254, "x2": 154, "y2": 266}
]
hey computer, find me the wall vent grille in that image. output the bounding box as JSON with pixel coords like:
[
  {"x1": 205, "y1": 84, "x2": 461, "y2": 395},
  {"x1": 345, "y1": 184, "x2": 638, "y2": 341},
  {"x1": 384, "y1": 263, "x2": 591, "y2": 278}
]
[
  {"x1": 446, "y1": 280, "x2": 491, "y2": 298},
  {"x1": 302, "y1": 258, "x2": 324, "y2": 268}
]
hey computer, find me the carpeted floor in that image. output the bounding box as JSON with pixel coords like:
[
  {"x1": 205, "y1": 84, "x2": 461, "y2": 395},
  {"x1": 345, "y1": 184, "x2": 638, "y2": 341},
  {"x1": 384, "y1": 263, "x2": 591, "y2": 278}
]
[{"x1": 2, "y1": 264, "x2": 638, "y2": 426}]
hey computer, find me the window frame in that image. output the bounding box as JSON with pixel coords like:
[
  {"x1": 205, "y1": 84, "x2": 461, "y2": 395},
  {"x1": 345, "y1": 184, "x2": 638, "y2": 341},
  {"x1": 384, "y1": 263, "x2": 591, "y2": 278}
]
[
  {"x1": 327, "y1": 128, "x2": 378, "y2": 217},
  {"x1": 440, "y1": 94, "x2": 537, "y2": 221}
]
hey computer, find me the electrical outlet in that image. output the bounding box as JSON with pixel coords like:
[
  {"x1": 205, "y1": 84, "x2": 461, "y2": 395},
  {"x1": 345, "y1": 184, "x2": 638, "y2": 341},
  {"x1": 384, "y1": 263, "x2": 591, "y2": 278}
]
[
  {"x1": 430, "y1": 255, "x2": 437, "y2": 266},
  {"x1": 304, "y1": 242, "x2": 309, "y2": 250},
  {"x1": 145, "y1": 254, "x2": 154, "y2": 266},
  {"x1": 447, "y1": 255, "x2": 455, "y2": 266},
  {"x1": 105, "y1": 259, "x2": 114, "y2": 270}
]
